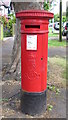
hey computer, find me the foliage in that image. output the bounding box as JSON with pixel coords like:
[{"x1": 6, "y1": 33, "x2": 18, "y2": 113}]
[
  {"x1": 62, "y1": 16, "x2": 66, "y2": 23},
  {"x1": 0, "y1": 98, "x2": 8, "y2": 102},
  {"x1": 47, "y1": 84, "x2": 60, "y2": 94},
  {"x1": 1, "y1": 16, "x2": 8, "y2": 26},
  {"x1": 48, "y1": 104, "x2": 53, "y2": 111},
  {"x1": 54, "y1": 14, "x2": 66, "y2": 23},
  {"x1": 1, "y1": 14, "x2": 16, "y2": 37},
  {"x1": 8, "y1": 13, "x2": 16, "y2": 24},
  {"x1": 54, "y1": 14, "x2": 59, "y2": 22},
  {"x1": 66, "y1": 6, "x2": 68, "y2": 21},
  {"x1": 56, "y1": 88, "x2": 60, "y2": 95},
  {"x1": 47, "y1": 85, "x2": 55, "y2": 91},
  {"x1": 44, "y1": 0, "x2": 49, "y2": 10}
]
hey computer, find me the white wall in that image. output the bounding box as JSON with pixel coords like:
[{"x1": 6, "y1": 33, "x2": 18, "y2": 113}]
[{"x1": 0, "y1": 6, "x2": 8, "y2": 16}]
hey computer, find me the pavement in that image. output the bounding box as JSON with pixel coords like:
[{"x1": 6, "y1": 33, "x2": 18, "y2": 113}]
[
  {"x1": 49, "y1": 46, "x2": 66, "y2": 58},
  {"x1": 1, "y1": 36, "x2": 66, "y2": 118},
  {"x1": 2, "y1": 37, "x2": 14, "y2": 67},
  {"x1": 1, "y1": 36, "x2": 66, "y2": 68},
  {"x1": 2, "y1": 80, "x2": 21, "y2": 100},
  {"x1": 2, "y1": 86, "x2": 66, "y2": 118},
  {"x1": 48, "y1": 36, "x2": 66, "y2": 40}
]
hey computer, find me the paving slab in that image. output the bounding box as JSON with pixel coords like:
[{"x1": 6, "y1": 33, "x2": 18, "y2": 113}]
[
  {"x1": 2, "y1": 88, "x2": 66, "y2": 118},
  {"x1": 2, "y1": 37, "x2": 14, "y2": 67},
  {"x1": 2, "y1": 80, "x2": 21, "y2": 100},
  {"x1": 49, "y1": 46, "x2": 66, "y2": 58}
]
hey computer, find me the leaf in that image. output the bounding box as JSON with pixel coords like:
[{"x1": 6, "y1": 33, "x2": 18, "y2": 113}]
[
  {"x1": 52, "y1": 85, "x2": 55, "y2": 91},
  {"x1": 48, "y1": 105, "x2": 53, "y2": 111},
  {"x1": 56, "y1": 88, "x2": 60, "y2": 93}
]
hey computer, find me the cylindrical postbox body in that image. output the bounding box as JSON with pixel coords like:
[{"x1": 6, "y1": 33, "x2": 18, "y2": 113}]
[{"x1": 16, "y1": 10, "x2": 53, "y2": 115}]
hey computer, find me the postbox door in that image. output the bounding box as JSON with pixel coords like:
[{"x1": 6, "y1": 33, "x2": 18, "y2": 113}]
[{"x1": 21, "y1": 33, "x2": 47, "y2": 92}]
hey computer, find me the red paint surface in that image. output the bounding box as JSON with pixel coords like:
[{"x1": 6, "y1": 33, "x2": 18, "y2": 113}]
[{"x1": 16, "y1": 10, "x2": 53, "y2": 92}]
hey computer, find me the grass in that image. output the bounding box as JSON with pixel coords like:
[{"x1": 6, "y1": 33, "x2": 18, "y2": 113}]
[
  {"x1": 48, "y1": 40, "x2": 66, "y2": 47},
  {"x1": 49, "y1": 57, "x2": 67, "y2": 81},
  {"x1": 63, "y1": 61, "x2": 68, "y2": 80},
  {"x1": 48, "y1": 27, "x2": 59, "y2": 37},
  {"x1": 48, "y1": 57, "x2": 66, "y2": 88},
  {"x1": 63, "y1": 69, "x2": 66, "y2": 79},
  {"x1": 48, "y1": 33, "x2": 58, "y2": 37},
  {"x1": 48, "y1": 27, "x2": 67, "y2": 47},
  {"x1": 49, "y1": 57, "x2": 66, "y2": 68}
]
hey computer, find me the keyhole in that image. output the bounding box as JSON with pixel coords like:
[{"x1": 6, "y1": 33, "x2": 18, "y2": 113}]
[{"x1": 41, "y1": 58, "x2": 43, "y2": 60}]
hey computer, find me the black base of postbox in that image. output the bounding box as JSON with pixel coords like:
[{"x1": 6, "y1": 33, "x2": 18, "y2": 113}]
[{"x1": 21, "y1": 90, "x2": 47, "y2": 116}]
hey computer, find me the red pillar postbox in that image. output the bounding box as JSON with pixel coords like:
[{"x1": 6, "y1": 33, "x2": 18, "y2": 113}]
[{"x1": 16, "y1": 10, "x2": 53, "y2": 115}]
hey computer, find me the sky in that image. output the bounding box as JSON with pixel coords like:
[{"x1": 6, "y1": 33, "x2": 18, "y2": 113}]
[
  {"x1": 62, "y1": 0, "x2": 68, "y2": 12},
  {"x1": 51, "y1": 0, "x2": 68, "y2": 14}
]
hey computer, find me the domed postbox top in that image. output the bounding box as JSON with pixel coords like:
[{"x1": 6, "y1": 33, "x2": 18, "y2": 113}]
[{"x1": 16, "y1": 10, "x2": 54, "y2": 20}]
